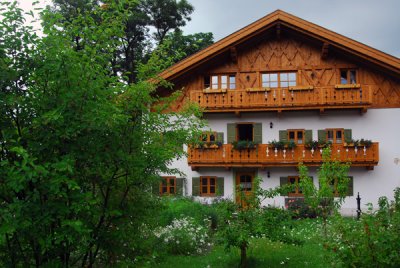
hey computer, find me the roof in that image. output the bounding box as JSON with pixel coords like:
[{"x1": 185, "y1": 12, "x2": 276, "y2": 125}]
[{"x1": 159, "y1": 10, "x2": 400, "y2": 80}]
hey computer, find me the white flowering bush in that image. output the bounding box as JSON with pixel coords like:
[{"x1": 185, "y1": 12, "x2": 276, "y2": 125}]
[{"x1": 154, "y1": 217, "x2": 211, "y2": 255}]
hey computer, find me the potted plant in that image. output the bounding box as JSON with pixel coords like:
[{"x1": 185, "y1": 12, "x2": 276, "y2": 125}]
[
  {"x1": 231, "y1": 140, "x2": 258, "y2": 150},
  {"x1": 269, "y1": 140, "x2": 285, "y2": 150},
  {"x1": 305, "y1": 140, "x2": 319, "y2": 150},
  {"x1": 286, "y1": 141, "x2": 297, "y2": 150},
  {"x1": 359, "y1": 139, "x2": 372, "y2": 148}
]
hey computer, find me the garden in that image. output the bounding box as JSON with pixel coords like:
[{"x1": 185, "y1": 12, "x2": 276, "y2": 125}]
[{"x1": 131, "y1": 187, "x2": 400, "y2": 267}]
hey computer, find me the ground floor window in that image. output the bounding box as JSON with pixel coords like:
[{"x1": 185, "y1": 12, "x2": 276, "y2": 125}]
[
  {"x1": 160, "y1": 176, "x2": 176, "y2": 195},
  {"x1": 200, "y1": 176, "x2": 216, "y2": 196},
  {"x1": 288, "y1": 176, "x2": 303, "y2": 197}
]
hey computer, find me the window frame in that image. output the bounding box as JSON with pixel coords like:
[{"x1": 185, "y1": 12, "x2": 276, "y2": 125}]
[
  {"x1": 236, "y1": 123, "x2": 254, "y2": 142},
  {"x1": 201, "y1": 131, "x2": 217, "y2": 143},
  {"x1": 288, "y1": 176, "x2": 303, "y2": 197},
  {"x1": 326, "y1": 128, "x2": 344, "y2": 144},
  {"x1": 261, "y1": 71, "x2": 297, "y2": 88},
  {"x1": 160, "y1": 176, "x2": 176, "y2": 196},
  {"x1": 339, "y1": 69, "x2": 357, "y2": 85},
  {"x1": 204, "y1": 74, "x2": 236, "y2": 90},
  {"x1": 200, "y1": 176, "x2": 217, "y2": 197},
  {"x1": 288, "y1": 129, "x2": 305, "y2": 145}
]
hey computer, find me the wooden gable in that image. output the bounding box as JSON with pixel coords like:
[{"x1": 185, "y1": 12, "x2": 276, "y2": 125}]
[{"x1": 161, "y1": 10, "x2": 400, "y2": 111}]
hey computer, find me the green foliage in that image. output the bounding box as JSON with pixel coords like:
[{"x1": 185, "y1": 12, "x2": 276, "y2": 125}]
[
  {"x1": 0, "y1": 1, "x2": 203, "y2": 266},
  {"x1": 231, "y1": 140, "x2": 258, "y2": 150},
  {"x1": 268, "y1": 140, "x2": 297, "y2": 150},
  {"x1": 286, "y1": 198, "x2": 318, "y2": 219},
  {"x1": 326, "y1": 188, "x2": 400, "y2": 267},
  {"x1": 218, "y1": 177, "x2": 297, "y2": 267},
  {"x1": 299, "y1": 147, "x2": 350, "y2": 236}
]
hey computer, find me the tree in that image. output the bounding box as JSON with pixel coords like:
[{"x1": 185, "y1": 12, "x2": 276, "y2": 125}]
[
  {"x1": 220, "y1": 178, "x2": 295, "y2": 268},
  {"x1": 50, "y1": 0, "x2": 208, "y2": 84},
  {"x1": 0, "y1": 1, "x2": 203, "y2": 266},
  {"x1": 299, "y1": 147, "x2": 351, "y2": 236}
]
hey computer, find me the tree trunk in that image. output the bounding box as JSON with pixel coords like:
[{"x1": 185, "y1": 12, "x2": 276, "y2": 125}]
[{"x1": 240, "y1": 242, "x2": 247, "y2": 268}]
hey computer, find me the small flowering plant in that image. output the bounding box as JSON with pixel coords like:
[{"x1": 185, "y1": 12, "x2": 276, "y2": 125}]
[{"x1": 154, "y1": 217, "x2": 211, "y2": 255}]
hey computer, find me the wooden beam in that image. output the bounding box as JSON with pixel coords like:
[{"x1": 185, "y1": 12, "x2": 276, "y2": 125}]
[
  {"x1": 230, "y1": 46, "x2": 238, "y2": 63},
  {"x1": 321, "y1": 42, "x2": 329, "y2": 60},
  {"x1": 276, "y1": 23, "x2": 281, "y2": 39}
]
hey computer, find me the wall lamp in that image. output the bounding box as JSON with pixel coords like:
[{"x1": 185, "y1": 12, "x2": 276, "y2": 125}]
[
  {"x1": 270, "y1": 122, "x2": 273, "y2": 129},
  {"x1": 267, "y1": 171, "x2": 270, "y2": 178}
]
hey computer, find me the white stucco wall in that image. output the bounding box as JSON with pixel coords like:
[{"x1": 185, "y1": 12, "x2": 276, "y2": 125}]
[{"x1": 165, "y1": 108, "x2": 400, "y2": 214}]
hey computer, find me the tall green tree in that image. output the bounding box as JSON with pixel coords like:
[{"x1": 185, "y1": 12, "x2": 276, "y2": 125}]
[{"x1": 0, "y1": 1, "x2": 203, "y2": 266}]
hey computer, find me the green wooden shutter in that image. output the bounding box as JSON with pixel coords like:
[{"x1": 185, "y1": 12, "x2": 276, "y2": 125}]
[
  {"x1": 176, "y1": 178, "x2": 184, "y2": 196},
  {"x1": 192, "y1": 177, "x2": 200, "y2": 196},
  {"x1": 347, "y1": 176, "x2": 354, "y2": 196},
  {"x1": 280, "y1": 176, "x2": 288, "y2": 196},
  {"x1": 305, "y1": 130, "x2": 313, "y2": 144},
  {"x1": 217, "y1": 177, "x2": 224, "y2": 196},
  {"x1": 318, "y1": 129, "x2": 326, "y2": 143},
  {"x1": 227, "y1": 123, "x2": 236, "y2": 143},
  {"x1": 217, "y1": 132, "x2": 224, "y2": 144},
  {"x1": 279, "y1": 130, "x2": 288, "y2": 142},
  {"x1": 344, "y1": 129, "x2": 352, "y2": 143},
  {"x1": 253, "y1": 123, "x2": 262, "y2": 143}
]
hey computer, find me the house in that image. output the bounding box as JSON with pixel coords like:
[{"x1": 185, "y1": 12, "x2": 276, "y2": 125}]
[{"x1": 156, "y1": 10, "x2": 400, "y2": 215}]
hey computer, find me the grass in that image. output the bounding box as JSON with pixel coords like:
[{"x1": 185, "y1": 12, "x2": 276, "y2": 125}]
[{"x1": 146, "y1": 219, "x2": 339, "y2": 268}]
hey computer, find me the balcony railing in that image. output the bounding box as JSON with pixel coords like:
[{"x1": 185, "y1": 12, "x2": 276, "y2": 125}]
[
  {"x1": 188, "y1": 143, "x2": 379, "y2": 169},
  {"x1": 189, "y1": 85, "x2": 372, "y2": 112}
]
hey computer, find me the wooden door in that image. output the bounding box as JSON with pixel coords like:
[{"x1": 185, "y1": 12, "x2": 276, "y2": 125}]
[{"x1": 235, "y1": 172, "x2": 254, "y2": 207}]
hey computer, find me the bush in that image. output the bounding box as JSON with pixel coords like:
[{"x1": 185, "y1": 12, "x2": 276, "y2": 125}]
[
  {"x1": 285, "y1": 198, "x2": 318, "y2": 219},
  {"x1": 154, "y1": 217, "x2": 211, "y2": 255},
  {"x1": 325, "y1": 188, "x2": 400, "y2": 267}
]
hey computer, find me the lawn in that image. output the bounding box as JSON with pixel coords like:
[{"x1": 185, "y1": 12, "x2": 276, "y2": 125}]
[{"x1": 146, "y1": 219, "x2": 339, "y2": 268}]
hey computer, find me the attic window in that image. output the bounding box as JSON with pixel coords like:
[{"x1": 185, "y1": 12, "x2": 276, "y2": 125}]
[
  {"x1": 204, "y1": 75, "x2": 236, "y2": 90},
  {"x1": 340, "y1": 69, "x2": 357, "y2": 84},
  {"x1": 261, "y1": 72, "x2": 296, "y2": 88}
]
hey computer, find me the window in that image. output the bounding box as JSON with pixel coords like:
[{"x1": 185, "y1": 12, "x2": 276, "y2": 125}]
[
  {"x1": 328, "y1": 177, "x2": 353, "y2": 197},
  {"x1": 261, "y1": 72, "x2": 296, "y2": 88},
  {"x1": 204, "y1": 74, "x2": 236, "y2": 89},
  {"x1": 340, "y1": 69, "x2": 357, "y2": 84},
  {"x1": 200, "y1": 176, "x2": 216, "y2": 196},
  {"x1": 288, "y1": 176, "x2": 302, "y2": 197},
  {"x1": 288, "y1": 129, "x2": 304, "y2": 144},
  {"x1": 160, "y1": 177, "x2": 176, "y2": 195},
  {"x1": 326, "y1": 129, "x2": 343, "y2": 144},
  {"x1": 237, "y1": 124, "x2": 254, "y2": 141},
  {"x1": 201, "y1": 132, "x2": 216, "y2": 142}
]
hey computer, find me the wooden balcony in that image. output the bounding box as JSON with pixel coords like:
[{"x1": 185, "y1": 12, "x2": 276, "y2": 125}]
[
  {"x1": 190, "y1": 85, "x2": 372, "y2": 113},
  {"x1": 188, "y1": 143, "x2": 379, "y2": 169}
]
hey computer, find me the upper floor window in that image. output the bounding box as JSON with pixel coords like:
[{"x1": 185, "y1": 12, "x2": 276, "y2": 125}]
[
  {"x1": 340, "y1": 69, "x2": 357, "y2": 84},
  {"x1": 204, "y1": 74, "x2": 236, "y2": 90},
  {"x1": 288, "y1": 129, "x2": 304, "y2": 144},
  {"x1": 326, "y1": 128, "x2": 343, "y2": 144},
  {"x1": 261, "y1": 72, "x2": 297, "y2": 88},
  {"x1": 160, "y1": 176, "x2": 176, "y2": 196},
  {"x1": 201, "y1": 131, "x2": 216, "y2": 142},
  {"x1": 200, "y1": 176, "x2": 216, "y2": 196}
]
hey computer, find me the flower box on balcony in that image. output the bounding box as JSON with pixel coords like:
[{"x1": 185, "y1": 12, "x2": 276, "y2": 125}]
[
  {"x1": 202, "y1": 88, "x2": 227, "y2": 94},
  {"x1": 245, "y1": 87, "x2": 271, "y2": 92},
  {"x1": 231, "y1": 140, "x2": 258, "y2": 150},
  {"x1": 334, "y1": 84, "x2": 361, "y2": 89}
]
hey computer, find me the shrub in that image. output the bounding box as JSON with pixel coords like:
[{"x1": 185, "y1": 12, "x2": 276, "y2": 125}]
[
  {"x1": 326, "y1": 188, "x2": 400, "y2": 267},
  {"x1": 154, "y1": 217, "x2": 211, "y2": 255},
  {"x1": 285, "y1": 198, "x2": 317, "y2": 219}
]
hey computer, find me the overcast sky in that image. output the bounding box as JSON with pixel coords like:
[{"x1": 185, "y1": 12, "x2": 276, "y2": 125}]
[
  {"x1": 181, "y1": 0, "x2": 400, "y2": 58},
  {"x1": 18, "y1": 0, "x2": 400, "y2": 58}
]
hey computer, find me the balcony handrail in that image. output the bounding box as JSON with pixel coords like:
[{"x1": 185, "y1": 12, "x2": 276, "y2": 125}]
[
  {"x1": 188, "y1": 143, "x2": 379, "y2": 168},
  {"x1": 189, "y1": 85, "x2": 372, "y2": 111}
]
